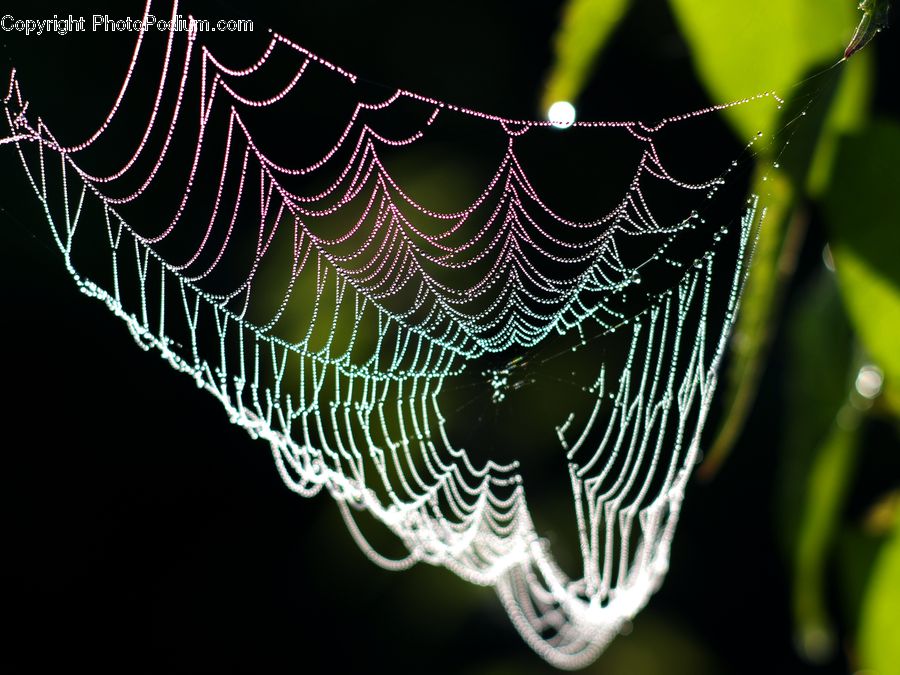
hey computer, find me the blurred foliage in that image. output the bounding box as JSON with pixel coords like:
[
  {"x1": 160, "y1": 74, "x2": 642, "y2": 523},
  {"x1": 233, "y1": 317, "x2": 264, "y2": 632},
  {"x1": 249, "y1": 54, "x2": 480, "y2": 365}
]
[
  {"x1": 545, "y1": 0, "x2": 899, "y2": 671},
  {"x1": 779, "y1": 272, "x2": 854, "y2": 555},
  {"x1": 859, "y1": 514, "x2": 900, "y2": 672},
  {"x1": 792, "y1": 410, "x2": 861, "y2": 662},
  {"x1": 824, "y1": 119, "x2": 900, "y2": 412},
  {"x1": 542, "y1": 0, "x2": 632, "y2": 112},
  {"x1": 667, "y1": 0, "x2": 856, "y2": 139},
  {"x1": 779, "y1": 269, "x2": 856, "y2": 663},
  {"x1": 693, "y1": 36, "x2": 871, "y2": 479}
]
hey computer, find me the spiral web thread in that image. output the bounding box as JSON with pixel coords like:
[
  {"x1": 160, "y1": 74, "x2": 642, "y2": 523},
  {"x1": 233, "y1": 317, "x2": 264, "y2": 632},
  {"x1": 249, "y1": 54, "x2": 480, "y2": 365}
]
[{"x1": 2, "y1": 1, "x2": 775, "y2": 668}]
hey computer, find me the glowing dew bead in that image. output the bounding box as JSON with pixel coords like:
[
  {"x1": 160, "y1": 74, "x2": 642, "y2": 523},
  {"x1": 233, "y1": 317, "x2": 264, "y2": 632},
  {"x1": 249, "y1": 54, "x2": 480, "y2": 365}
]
[
  {"x1": 855, "y1": 365, "x2": 884, "y2": 400},
  {"x1": 547, "y1": 100, "x2": 576, "y2": 128}
]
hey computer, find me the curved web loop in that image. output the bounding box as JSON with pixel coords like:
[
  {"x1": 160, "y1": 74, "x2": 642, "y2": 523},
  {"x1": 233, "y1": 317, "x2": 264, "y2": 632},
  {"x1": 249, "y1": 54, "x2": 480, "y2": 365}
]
[{"x1": 3, "y1": 1, "x2": 775, "y2": 668}]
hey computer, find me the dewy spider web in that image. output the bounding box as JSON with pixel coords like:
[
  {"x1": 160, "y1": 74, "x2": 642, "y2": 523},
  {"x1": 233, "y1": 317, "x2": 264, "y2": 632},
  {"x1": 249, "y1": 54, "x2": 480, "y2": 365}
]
[{"x1": 3, "y1": 1, "x2": 778, "y2": 668}]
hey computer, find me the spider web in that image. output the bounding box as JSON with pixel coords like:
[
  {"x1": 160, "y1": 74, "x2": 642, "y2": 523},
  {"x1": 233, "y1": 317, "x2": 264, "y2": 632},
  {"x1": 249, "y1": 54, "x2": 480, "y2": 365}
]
[{"x1": 2, "y1": 1, "x2": 777, "y2": 668}]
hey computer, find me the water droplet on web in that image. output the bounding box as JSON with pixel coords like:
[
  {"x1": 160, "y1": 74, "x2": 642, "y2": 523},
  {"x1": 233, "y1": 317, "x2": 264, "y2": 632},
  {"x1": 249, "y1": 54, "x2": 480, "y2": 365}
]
[{"x1": 547, "y1": 100, "x2": 576, "y2": 129}]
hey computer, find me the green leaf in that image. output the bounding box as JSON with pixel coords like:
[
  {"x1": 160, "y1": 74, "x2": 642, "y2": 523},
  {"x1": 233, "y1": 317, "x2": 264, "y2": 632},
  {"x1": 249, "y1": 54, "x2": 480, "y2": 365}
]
[
  {"x1": 824, "y1": 120, "x2": 900, "y2": 413},
  {"x1": 792, "y1": 413, "x2": 861, "y2": 663},
  {"x1": 836, "y1": 525, "x2": 886, "y2": 635},
  {"x1": 777, "y1": 269, "x2": 854, "y2": 554},
  {"x1": 773, "y1": 268, "x2": 858, "y2": 663},
  {"x1": 668, "y1": 0, "x2": 857, "y2": 140},
  {"x1": 541, "y1": 0, "x2": 632, "y2": 112},
  {"x1": 698, "y1": 46, "x2": 872, "y2": 479},
  {"x1": 859, "y1": 517, "x2": 900, "y2": 673},
  {"x1": 806, "y1": 53, "x2": 873, "y2": 197}
]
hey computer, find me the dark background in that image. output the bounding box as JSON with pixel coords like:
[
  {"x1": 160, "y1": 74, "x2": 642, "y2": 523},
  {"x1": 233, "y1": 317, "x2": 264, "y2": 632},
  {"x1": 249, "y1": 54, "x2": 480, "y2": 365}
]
[{"x1": 1, "y1": 1, "x2": 898, "y2": 673}]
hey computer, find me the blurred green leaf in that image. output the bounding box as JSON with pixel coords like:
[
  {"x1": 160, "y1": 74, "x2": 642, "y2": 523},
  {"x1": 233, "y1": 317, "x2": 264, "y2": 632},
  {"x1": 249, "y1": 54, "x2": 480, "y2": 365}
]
[
  {"x1": 700, "y1": 64, "x2": 859, "y2": 478},
  {"x1": 836, "y1": 525, "x2": 885, "y2": 636},
  {"x1": 823, "y1": 119, "x2": 900, "y2": 413},
  {"x1": 792, "y1": 412, "x2": 860, "y2": 663},
  {"x1": 806, "y1": 54, "x2": 873, "y2": 197},
  {"x1": 668, "y1": 0, "x2": 856, "y2": 139},
  {"x1": 774, "y1": 268, "x2": 858, "y2": 663},
  {"x1": 837, "y1": 493, "x2": 900, "y2": 636},
  {"x1": 542, "y1": 0, "x2": 632, "y2": 112},
  {"x1": 777, "y1": 269, "x2": 854, "y2": 552},
  {"x1": 699, "y1": 37, "x2": 872, "y2": 478},
  {"x1": 858, "y1": 516, "x2": 900, "y2": 673}
]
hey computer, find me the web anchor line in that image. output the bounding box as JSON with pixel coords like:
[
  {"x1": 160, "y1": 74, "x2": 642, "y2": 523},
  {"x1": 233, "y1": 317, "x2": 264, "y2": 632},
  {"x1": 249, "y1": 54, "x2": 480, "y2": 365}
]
[{"x1": 4, "y1": 1, "x2": 770, "y2": 667}]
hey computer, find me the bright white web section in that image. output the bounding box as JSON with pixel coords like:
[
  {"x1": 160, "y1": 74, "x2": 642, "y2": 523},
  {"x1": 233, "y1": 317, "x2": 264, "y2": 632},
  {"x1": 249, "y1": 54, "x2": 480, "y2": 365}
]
[{"x1": 3, "y1": 1, "x2": 774, "y2": 668}]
